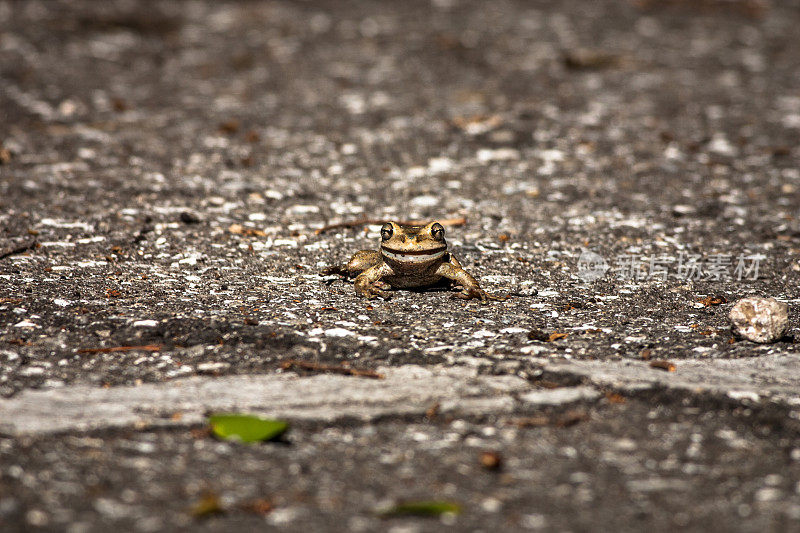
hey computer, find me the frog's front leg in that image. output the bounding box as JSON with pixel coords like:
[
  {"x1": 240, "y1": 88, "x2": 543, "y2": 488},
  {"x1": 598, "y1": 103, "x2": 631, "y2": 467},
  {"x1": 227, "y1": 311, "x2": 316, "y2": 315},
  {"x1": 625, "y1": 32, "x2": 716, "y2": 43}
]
[
  {"x1": 322, "y1": 250, "x2": 381, "y2": 277},
  {"x1": 354, "y1": 263, "x2": 393, "y2": 299},
  {"x1": 344, "y1": 250, "x2": 382, "y2": 277},
  {"x1": 435, "y1": 255, "x2": 500, "y2": 302}
]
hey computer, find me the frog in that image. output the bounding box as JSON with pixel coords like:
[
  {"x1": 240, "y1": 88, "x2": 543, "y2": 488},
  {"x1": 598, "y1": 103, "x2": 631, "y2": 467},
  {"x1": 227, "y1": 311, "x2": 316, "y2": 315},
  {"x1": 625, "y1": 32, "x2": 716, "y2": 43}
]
[{"x1": 324, "y1": 221, "x2": 499, "y2": 301}]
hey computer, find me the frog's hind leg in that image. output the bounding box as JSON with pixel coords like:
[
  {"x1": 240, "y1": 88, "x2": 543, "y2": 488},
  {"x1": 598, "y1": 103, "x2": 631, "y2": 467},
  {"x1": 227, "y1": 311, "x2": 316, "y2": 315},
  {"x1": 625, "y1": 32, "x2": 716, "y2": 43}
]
[{"x1": 322, "y1": 250, "x2": 382, "y2": 278}]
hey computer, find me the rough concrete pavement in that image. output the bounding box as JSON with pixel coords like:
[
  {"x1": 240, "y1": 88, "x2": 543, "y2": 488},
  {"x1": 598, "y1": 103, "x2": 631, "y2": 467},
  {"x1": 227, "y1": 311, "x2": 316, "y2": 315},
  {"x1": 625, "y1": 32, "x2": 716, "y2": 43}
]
[{"x1": 2, "y1": 0, "x2": 800, "y2": 531}]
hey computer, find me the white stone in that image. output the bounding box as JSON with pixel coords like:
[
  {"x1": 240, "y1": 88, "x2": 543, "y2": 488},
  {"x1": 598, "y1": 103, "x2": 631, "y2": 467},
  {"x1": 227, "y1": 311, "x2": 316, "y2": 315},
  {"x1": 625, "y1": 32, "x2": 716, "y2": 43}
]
[
  {"x1": 729, "y1": 297, "x2": 788, "y2": 343},
  {"x1": 519, "y1": 386, "x2": 600, "y2": 406},
  {"x1": 755, "y1": 487, "x2": 782, "y2": 502},
  {"x1": 409, "y1": 194, "x2": 438, "y2": 207},
  {"x1": 287, "y1": 204, "x2": 320, "y2": 214},
  {"x1": 708, "y1": 134, "x2": 737, "y2": 157},
  {"x1": 481, "y1": 497, "x2": 502, "y2": 513},
  {"x1": 428, "y1": 157, "x2": 453, "y2": 173},
  {"x1": 196, "y1": 362, "x2": 231, "y2": 373},
  {"x1": 520, "y1": 513, "x2": 548, "y2": 529},
  {"x1": 728, "y1": 390, "x2": 760, "y2": 402},
  {"x1": 132, "y1": 320, "x2": 158, "y2": 328},
  {"x1": 477, "y1": 148, "x2": 520, "y2": 162},
  {"x1": 19, "y1": 366, "x2": 45, "y2": 376},
  {"x1": 324, "y1": 328, "x2": 355, "y2": 337}
]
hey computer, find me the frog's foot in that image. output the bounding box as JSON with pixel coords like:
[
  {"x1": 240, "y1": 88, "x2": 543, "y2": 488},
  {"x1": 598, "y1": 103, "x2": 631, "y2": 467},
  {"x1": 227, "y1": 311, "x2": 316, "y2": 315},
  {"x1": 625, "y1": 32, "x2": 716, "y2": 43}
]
[
  {"x1": 355, "y1": 280, "x2": 392, "y2": 299},
  {"x1": 320, "y1": 265, "x2": 347, "y2": 277},
  {"x1": 451, "y1": 286, "x2": 506, "y2": 303}
]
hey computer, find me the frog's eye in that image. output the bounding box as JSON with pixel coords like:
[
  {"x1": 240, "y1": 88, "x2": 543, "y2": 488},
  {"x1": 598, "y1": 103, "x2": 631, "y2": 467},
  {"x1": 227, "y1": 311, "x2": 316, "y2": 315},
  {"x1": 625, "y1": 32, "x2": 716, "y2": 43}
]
[
  {"x1": 431, "y1": 223, "x2": 445, "y2": 241},
  {"x1": 380, "y1": 223, "x2": 393, "y2": 241}
]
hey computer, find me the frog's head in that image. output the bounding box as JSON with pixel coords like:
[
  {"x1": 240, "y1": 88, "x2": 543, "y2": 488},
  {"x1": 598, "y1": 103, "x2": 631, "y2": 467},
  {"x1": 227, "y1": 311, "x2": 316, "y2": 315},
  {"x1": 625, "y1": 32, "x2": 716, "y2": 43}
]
[{"x1": 379, "y1": 221, "x2": 447, "y2": 266}]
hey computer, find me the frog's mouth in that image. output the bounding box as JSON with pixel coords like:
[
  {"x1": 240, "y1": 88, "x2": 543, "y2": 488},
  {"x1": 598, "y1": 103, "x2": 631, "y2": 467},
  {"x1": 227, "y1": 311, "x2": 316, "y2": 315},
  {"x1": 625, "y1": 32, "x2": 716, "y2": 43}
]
[{"x1": 380, "y1": 245, "x2": 446, "y2": 263}]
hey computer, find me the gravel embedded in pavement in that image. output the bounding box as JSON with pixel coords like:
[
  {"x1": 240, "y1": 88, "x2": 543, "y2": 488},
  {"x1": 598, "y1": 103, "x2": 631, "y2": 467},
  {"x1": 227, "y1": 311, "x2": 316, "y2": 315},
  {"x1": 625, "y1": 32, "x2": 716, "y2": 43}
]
[{"x1": 2, "y1": 0, "x2": 800, "y2": 530}]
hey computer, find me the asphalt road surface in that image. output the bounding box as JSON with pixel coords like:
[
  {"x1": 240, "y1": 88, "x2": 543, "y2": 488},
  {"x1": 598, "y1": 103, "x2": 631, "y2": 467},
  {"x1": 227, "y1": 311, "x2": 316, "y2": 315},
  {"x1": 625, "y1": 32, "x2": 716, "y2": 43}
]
[{"x1": 2, "y1": 0, "x2": 800, "y2": 531}]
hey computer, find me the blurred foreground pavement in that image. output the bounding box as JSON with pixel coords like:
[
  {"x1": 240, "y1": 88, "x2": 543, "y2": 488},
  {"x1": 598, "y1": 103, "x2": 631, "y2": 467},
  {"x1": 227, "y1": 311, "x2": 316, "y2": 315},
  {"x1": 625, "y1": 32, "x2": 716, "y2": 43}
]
[{"x1": 1, "y1": 0, "x2": 800, "y2": 531}]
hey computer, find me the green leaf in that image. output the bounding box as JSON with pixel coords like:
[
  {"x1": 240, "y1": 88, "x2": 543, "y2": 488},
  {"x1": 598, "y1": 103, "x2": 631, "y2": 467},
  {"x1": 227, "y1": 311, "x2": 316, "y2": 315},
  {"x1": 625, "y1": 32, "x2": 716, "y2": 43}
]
[
  {"x1": 208, "y1": 413, "x2": 288, "y2": 443},
  {"x1": 378, "y1": 501, "x2": 462, "y2": 518}
]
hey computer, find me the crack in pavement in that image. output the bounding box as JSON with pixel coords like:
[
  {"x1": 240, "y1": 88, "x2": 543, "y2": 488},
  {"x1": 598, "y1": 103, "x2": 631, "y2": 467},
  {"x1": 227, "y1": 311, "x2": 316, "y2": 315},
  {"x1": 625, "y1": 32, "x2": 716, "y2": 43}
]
[
  {"x1": 0, "y1": 365, "x2": 535, "y2": 436},
  {"x1": 2, "y1": 355, "x2": 798, "y2": 436},
  {"x1": 534, "y1": 353, "x2": 800, "y2": 404}
]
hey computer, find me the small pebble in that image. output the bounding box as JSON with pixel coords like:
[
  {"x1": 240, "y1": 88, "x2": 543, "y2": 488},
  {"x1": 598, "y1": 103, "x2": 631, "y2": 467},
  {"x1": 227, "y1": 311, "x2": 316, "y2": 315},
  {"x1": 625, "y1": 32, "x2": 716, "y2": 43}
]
[
  {"x1": 179, "y1": 211, "x2": 201, "y2": 224},
  {"x1": 479, "y1": 450, "x2": 503, "y2": 470},
  {"x1": 527, "y1": 329, "x2": 550, "y2": 342},
  {"x1": 729, "y1": 297, "x2": 788, "y2": 343}
]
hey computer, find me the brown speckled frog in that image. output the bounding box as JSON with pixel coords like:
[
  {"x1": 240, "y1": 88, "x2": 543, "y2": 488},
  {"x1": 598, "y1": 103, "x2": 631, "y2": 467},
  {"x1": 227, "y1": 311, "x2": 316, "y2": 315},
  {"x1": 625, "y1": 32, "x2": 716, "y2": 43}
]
[{"x1": 325, "y1": 221, "x2": 499, "y2": 301}]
